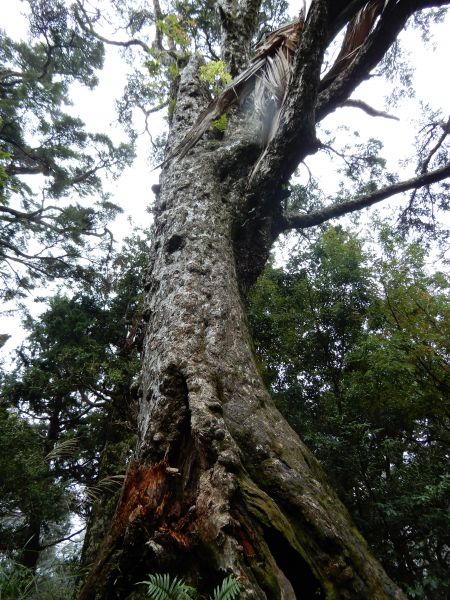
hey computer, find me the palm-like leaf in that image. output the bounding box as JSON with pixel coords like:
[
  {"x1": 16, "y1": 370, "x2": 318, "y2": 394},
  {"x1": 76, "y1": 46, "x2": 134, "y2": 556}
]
[{"x1": 85, "y1": 474, "x2": 125, "y2": 502}]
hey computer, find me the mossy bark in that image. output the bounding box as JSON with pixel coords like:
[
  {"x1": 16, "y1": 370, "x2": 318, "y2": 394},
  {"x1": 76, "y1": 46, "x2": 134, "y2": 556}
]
[{"x1": 78, "y1": 57, "x2": 406, "y2": 600}]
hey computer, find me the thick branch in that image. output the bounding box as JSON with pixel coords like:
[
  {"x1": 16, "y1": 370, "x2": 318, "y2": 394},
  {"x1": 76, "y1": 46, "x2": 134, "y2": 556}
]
[
  {"x1": 281, "y1": 161, "x2": 450, "y2": 231},
  {"x1": 317, "y1": 0, "x2": 450, "y2": 122}
]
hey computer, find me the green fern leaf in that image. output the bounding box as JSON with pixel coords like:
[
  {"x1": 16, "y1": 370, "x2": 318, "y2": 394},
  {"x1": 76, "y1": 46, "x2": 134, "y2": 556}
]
[
  {"x1": 140, "y1": 573, "x2": 197, "y2": 600},
  {"x1": 210, "y1": 576, "x2": 241, "y2": 600}
]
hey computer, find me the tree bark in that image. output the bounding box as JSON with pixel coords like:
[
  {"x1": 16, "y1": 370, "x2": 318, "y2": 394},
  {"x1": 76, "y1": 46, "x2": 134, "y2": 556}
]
[{"x1": 79, "y1": 56, "x2": 407, "y2": 600}]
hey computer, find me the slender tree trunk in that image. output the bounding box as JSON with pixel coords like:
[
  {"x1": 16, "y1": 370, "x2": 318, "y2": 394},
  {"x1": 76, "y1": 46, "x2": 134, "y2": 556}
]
[
  {"x1": 19, "y1": 400, "x2": 62, "y2": 571},
  {"x1": 79, "y1": 59, "x2": 406, "y2": 600},
  {"x1": 19, "y1": 515, "x2": 41, "y2": 571}
]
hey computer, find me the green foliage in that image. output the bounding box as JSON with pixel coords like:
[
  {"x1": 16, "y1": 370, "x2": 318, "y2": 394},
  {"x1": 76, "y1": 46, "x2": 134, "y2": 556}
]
[
  {"x1": 212, "y1": 114, "x2": 228, "y2": 133},
  {"x1": 210, "y1": 575, "x2": 241, "y2": 600},
  {"x1": 248, "y1": 223, "x2": 450, "y2": 599},
  {"x1": 199, "y1": 61, "x2": 232, "y2": 96},
  {"x1": 0, "y1": 558, "x2": 36, "y2": 600},
  {"x1": 0, "y1": 557, "x2": 78, "y2": 600},
  {"x1": 0, "y1": 233, "x2": 149, "y2": 567},
  {"x1": 0, "y1": 405, "x2": 68, "y2": 559},
  {"x1": 198, "y1": 62, "x2": 232, "y2": 131},
  {"x1": 141, "y1": 573, "x2": 197, "y2": 600},
  {"x1": 157, "y1": 15, "x2": 191, "y2": 49},
  {"x1": 141, "y1": 573, "x2": 241, "y2": 600},
  {"x1": 0, "y1": 0, "x2": 134, "y2": 300}
]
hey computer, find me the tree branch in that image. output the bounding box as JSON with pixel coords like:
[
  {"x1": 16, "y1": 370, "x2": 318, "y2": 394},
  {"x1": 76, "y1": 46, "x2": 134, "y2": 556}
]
[
  {"x1": 419, "y1": 116, "x2": 450, "y2": 174},
  {"x1": 39, "y1": 527, "x2": 86, "y2": 551},
  {"x1": 280, "y1": 161, "x2": 450, "y2": 231},
  {"x1": 317, "y1": 0, "x2": 450, "y2": 123},
  {"x1": 74, "y1": 1, "x2": 152, "y2": 53},
  {"x1": 341, "y1": 98, "x2": 399, "y2": 120}
]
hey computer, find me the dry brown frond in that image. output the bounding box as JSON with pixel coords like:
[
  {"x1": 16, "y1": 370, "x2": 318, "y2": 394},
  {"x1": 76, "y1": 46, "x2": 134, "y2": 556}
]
[
  {"x1": 85, "y1": 474, "x2": 125, "y2": 502},
  {"x1": 45, "y1": 437, "x2": 79, "y2": 461},
  {"x1": 322, "y1": 0, "x2": 385, "y2": 86}
]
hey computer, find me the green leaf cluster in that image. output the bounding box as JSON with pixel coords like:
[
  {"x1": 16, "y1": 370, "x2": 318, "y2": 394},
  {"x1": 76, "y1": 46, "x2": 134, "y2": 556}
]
[
  {"x1": 199, "y1": 61, "x2": 232, "y2": 96},
  {"x1": 248, "y1": 224, "x2": 450, "y2": 599}
]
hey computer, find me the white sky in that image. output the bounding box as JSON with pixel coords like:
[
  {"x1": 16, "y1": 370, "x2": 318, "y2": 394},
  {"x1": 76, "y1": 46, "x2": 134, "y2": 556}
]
[{"x1": 1, "y1": 1, "x2": 450, "y2": 360}]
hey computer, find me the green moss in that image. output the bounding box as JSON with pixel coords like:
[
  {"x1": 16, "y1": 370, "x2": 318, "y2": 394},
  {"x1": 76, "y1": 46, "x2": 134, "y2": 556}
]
[
  {"x1": 239, "y1": 475, "x2": 303, "y2": 554},
  {"x1": 212, "y1": 114, "x2": 228, "y2": 132},
  {"x1": 168, "y1": 99, "x2": 177, "y2": 119}
]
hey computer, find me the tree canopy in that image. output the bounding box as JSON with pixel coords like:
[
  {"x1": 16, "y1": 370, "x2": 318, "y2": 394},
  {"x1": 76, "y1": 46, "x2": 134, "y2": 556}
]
[{"x1": 0, "y1": 0, "x2": 133, "y2": 300}]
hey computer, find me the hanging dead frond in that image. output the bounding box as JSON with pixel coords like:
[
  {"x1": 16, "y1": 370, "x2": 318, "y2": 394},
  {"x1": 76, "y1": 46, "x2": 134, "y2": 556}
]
[
  {"x1": 255, "y1": 47, "x2": 292, "y2": 145},
  {"x1": 321, "y1": 0, "x2": 385, "y2": 87},
  {"x1": 160, "y1": 18, "x2": 304, "y2": 166},
  {"x1": 85, "y1": 474, "x2": 125, "y2": 503},
  {"x1": 45, "y1": 437, "x2": 79, "y2": 461}
]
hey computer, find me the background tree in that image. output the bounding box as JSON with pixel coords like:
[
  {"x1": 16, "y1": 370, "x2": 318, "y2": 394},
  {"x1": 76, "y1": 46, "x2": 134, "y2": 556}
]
[
  {"x1": 0, "y1": 233, "x2": 148, "y2": 574},
  {"x1": 248, "y1": 223, "x2": 450, "y2": 599},
  {"x1": 0, "y1": 0, "x2": 133, "y2": 301}
]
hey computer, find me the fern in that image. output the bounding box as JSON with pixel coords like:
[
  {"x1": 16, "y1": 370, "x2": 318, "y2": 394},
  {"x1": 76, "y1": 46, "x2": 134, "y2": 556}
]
[
  {"x1": 140, "y1": 573, "x2": 241, "y2": 600},
  {"x1": 210, "y1": 575, "x2": 241, "y2": 600},
  {"x1": 140, "y1": 573, "x2": 197, "y2": 600}
]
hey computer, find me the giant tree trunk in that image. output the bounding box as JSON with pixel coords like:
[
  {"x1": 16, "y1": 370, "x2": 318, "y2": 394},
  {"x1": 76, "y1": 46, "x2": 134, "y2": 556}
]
[{"x1": 78, "y1": 56, "x2": 406, "y2": 600}]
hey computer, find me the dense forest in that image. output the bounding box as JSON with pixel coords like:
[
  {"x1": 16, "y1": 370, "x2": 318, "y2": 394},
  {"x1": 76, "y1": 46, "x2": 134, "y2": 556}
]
[{"x1": 1, "y1": 1, "x2": 449, "y2": 599}]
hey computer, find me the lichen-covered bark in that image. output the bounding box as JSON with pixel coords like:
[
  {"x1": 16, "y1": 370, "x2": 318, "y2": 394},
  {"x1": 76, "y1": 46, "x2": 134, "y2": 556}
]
[{"x1": 78, "y1": 56, "x2": 407, "y2": 600}]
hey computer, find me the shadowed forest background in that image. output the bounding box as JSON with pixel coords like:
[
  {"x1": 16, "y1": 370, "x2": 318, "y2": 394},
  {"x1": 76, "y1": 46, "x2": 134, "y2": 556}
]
[{"x1": 0, "y1": 0, "x2": 449, "y2": 598}]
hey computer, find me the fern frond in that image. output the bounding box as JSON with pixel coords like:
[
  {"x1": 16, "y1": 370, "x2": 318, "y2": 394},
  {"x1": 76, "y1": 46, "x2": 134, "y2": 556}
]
[
  {"x1": 210, "y1": 575, "x2": 241, "y2": 600},
  {"x1": 140, "y1": 573, "x2": 197, "y2": 600}
]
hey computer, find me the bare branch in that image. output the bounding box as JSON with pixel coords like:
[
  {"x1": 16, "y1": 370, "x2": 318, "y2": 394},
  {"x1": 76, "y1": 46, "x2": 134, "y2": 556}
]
[
  {"x1": 39, "y1": 527, "x2": 86, "y2": 551},
  {"x1": 74, "y1": 1, "x2": 152, "y2": 53},
  {"x1": 419, "y1": 116, "x2": 450, "y2": 174},
  {"x1": 341, "y1": 98, "x2": 399, "y2": 120},
  {"x1": 281, "y1": 161, "x2": 450, "y2": 231}
]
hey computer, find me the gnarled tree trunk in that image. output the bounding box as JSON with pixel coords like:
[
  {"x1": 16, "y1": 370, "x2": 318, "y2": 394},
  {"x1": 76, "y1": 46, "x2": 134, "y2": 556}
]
[
  {"x1": 79, "y1": 1, "x2": 450, "y2": 597},
  {"x1": 79, "y1": 55, "x2": 405, "y2": 600}
]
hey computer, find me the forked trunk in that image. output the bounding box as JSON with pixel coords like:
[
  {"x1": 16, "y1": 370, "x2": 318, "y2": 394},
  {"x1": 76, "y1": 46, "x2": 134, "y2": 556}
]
[{"x1": 79, "y1": 59, "x2": 406, "y2": 600}]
